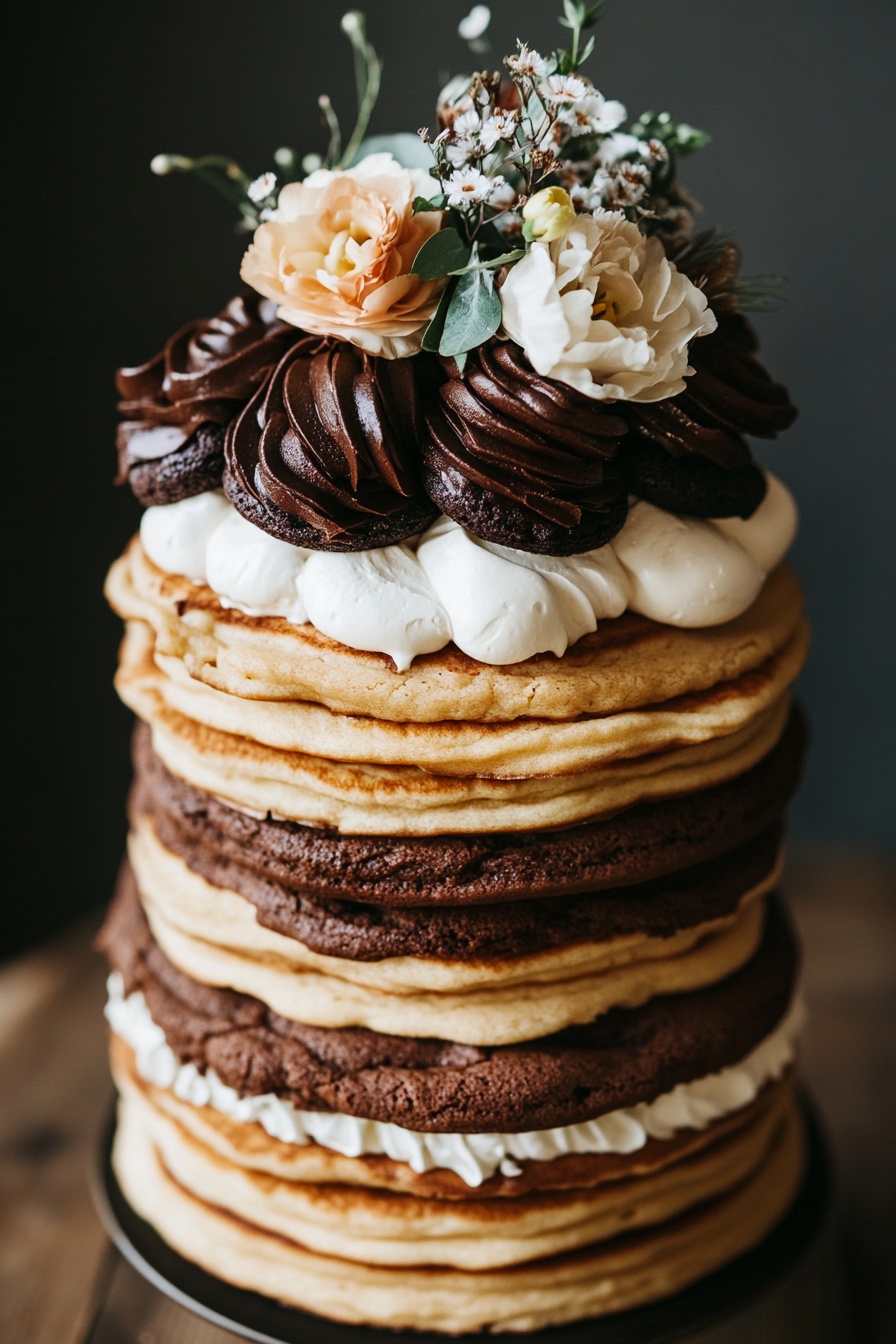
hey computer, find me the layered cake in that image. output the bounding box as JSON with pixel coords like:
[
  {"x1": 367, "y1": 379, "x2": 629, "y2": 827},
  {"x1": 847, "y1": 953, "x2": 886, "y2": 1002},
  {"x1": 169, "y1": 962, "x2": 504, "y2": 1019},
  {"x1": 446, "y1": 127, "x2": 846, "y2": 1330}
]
[{"x1": 99, "y1": 9, "x2": 809, "y2": 1332}]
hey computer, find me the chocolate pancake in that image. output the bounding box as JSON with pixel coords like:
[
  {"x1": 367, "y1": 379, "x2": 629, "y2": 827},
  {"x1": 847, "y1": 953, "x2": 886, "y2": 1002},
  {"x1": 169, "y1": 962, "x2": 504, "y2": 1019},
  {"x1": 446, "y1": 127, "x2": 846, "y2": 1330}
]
[
  {"x1": 131, "y1": 707, "x2": 805, "y2": 907},
  {"x1": 99, "y1": 878, "x2": 798, "y2": 1134},
  {"x1": 132, "y1": 770, "x2": 782, "y2": 960}
]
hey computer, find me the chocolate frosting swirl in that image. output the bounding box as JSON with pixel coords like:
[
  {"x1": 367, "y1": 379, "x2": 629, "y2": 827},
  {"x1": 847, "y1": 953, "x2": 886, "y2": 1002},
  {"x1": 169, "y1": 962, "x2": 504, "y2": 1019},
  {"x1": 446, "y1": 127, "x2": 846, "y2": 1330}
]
[
  {"x1": 615, "y1": 235, "x2": 798, "y2": 519},
  {"x1": 621, "y1": 234, "x2": 797, "y2": 472},
  {"x1": 116, "y1": 293, "x2": 297, "y2": 504},
  {"x1": 422, "y1": 341, "x2": 628, "y2": 555},
  {"x1": 223, "y1": 338, "x2": 438, "y2": 551}
]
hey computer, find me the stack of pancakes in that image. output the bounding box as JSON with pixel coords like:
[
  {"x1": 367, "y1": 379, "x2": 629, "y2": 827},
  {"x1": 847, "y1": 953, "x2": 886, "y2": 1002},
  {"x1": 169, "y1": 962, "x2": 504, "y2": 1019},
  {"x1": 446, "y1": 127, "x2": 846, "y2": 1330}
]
[{"x1": 98, "y1": 526, "x2": 809, "y2": 1332}]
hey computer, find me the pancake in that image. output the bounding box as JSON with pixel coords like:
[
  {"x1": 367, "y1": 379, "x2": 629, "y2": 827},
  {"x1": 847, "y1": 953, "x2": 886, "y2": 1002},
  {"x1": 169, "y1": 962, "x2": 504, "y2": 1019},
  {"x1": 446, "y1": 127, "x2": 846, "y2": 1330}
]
[
  {"x1": 111, "y1": 1033, "x2": 792, "y2": 1199},
  {"x1": 131, "y1": 710, "x2": 806, "y2": 905},
  {"x1": 116, "y1": 662, "x2": 792, "y2": 833},
  {"x1": 131, "y1": 821, "x2": 767, "y2": 1044},
  {"x1": 115, "y1": 615, "x2": 809, "y2": 778},
  {"x1": 112, "y1": 1089, "x2": 805, "y2": 1331},
  {"x1": 116, "y1": 1079, "x2": 789, "y2": 1270},
  {"x1": 98, "y1": 882, "x2": 798, "y2": 1133},
  {"x1": 106, "y1": 537, "x2": 804, "y2": 723}
]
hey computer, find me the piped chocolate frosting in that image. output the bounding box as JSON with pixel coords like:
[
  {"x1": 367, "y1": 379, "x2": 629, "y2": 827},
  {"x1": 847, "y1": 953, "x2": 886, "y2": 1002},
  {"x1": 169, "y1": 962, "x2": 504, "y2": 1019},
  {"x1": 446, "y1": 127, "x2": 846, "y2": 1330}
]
[
  {"x1": 224, "y1": 338, "x2": 438, "y2": 550},
  {"x1": 617, "y1": 236, "x2": 797, "y2": 519},
  {"x1": 421, "y1": 341, "x2": 628, "y2": 555},
  {"x1": 116, "y1": 293, "x2": 297, "y2": 506}
]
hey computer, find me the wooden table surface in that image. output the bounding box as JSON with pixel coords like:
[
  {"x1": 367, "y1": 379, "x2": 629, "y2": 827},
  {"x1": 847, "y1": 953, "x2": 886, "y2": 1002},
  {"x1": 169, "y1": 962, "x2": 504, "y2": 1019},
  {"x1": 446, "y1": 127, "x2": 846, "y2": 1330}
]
[{"x1": 2, "y1": 844, "x2": 894, "y2": 1344}]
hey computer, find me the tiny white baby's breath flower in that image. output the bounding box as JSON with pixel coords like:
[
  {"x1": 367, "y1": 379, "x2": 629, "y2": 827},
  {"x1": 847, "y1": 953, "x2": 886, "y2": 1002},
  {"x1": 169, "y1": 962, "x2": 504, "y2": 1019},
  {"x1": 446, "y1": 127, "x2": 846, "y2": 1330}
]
[
  {"x1": 605, "y1": 161, "x2": 651, "y2": 208},
  {"x1": 150, "y1": 153, "x2": 192, "y2": 175},
  {"x1": 480, "y1": 109, "x2": 518, "y2": 151},
  {"x1": 247, "y1": 171, "x2": 277, "y2": 203},
  {"x1": 506, "y1": 44, "x2": 549, "y2": 79},
  {"x1": 445, "y1": 167, "x2": 505, "y2": 207},
  {"x1": 545, "y1": 74, "x2": 588, "y2": 104},
  {"x1": 458, "y1": 4, "x2": 491, "y2": 41}
]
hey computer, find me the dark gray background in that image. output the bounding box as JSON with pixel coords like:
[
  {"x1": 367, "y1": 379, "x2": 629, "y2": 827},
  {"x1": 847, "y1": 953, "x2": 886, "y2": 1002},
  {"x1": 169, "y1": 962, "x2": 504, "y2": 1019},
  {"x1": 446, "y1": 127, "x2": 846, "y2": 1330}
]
[{"x1": 6, "y1": 0, "x2": 894, "y2": 958}]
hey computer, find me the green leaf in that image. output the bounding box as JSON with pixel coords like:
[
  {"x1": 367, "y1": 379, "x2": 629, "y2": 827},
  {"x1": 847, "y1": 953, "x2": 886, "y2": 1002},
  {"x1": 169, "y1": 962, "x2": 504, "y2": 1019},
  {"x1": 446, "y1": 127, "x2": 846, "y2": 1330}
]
[
  {"x1": 412, "y1": 229, "x2": 472, "y2": 280},
  {"x1": 421, "y1": 281, "x2": 456, "y2": 352},
  {"x1": 449, "y1": 248, "x2": 526, "y2": 275},
  {"x1": 413, "y1": 193, "x2": 447, "y2": 213},
  {"x1": 438, "y1": 268, "x2": 502, "y2": 358}
]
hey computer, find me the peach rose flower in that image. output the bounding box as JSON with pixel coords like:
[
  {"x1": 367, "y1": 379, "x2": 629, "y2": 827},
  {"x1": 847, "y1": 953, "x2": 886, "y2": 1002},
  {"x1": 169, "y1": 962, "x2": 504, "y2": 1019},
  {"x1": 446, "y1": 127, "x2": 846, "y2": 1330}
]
[{"x1": 240, "y1": 154, "x2": 445, "y2": 359}]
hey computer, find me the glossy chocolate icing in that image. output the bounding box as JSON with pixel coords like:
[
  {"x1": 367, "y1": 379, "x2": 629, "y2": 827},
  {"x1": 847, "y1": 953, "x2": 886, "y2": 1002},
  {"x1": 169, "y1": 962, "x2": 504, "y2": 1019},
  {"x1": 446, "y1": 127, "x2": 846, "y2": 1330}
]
[
  {"x1": 422, "y1": 341, "x2": 628, "y2": 555},
  {"x1": 224, "y1": 337, "x2": 438, "y2": 550},
  {"x1": 116, "y1": 293, "x2": 297, "y2": 504}
]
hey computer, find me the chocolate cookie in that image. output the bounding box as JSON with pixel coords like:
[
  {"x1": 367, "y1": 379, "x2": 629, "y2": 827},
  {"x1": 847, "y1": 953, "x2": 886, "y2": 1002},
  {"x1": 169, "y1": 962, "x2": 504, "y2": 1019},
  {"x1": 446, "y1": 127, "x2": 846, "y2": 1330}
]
[
  {"x1": 100, "y1": 878, "x2": 798, "y2": 1134},
  {"x1": 131, "y1": 706, "x2": 806, "y2": 907},
  {"x1": 619, "y1": 436, "x2": 768, "y2": 519}
]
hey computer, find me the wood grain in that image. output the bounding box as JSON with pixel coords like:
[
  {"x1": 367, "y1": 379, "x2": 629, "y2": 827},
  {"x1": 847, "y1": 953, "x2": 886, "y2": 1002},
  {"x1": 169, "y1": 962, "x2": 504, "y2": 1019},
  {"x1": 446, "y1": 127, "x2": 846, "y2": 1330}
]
[{"x1": 0, "y1": 845, "x2": 893, "y2": 1344}]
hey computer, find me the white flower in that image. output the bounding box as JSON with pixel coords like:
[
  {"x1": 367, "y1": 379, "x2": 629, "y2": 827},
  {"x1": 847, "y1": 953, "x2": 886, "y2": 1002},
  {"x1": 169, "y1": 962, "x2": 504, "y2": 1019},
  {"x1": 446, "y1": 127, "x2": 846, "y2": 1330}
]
[
  {"x1": 480, "y1": 109, "x2": 519, "y2": 152},
  {"x1": 458, "y1": 4, "x2": 491, "y2": 40},
  {"x1": 452, "y1": 109, "x2": 483, "y2": 137},
  {"x1": 445, "y1": 167, "x2": 505, "y2": 207},
  {"x1": 597, "y1": 162, "x2": 652, "y2": 210},
  {"x1": 247, "y1": 171, "x2": 277, "y2": 203},
  {"x1": 558, "y1": 93, "x2": 627, "y2": 138},
  {"x1": 544, "y1": 74, "x2": 588, "y2": 104},
  {"x1": 500, "y1": 209, "x2": 717, "y2": 402},
  {"x1": 506, "y1": 44, "x2": 550, "y2": 78},
  {"x1": 598, "y1": 132, "x2": 649, "y2": 166}
]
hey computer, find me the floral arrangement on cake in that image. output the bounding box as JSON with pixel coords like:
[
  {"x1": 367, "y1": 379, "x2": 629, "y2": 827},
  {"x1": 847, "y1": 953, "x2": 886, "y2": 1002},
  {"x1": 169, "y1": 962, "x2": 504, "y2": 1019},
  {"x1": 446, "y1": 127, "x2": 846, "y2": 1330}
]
[{"x1": 126, "y1": 1, "x2": 795, "y2": 566}]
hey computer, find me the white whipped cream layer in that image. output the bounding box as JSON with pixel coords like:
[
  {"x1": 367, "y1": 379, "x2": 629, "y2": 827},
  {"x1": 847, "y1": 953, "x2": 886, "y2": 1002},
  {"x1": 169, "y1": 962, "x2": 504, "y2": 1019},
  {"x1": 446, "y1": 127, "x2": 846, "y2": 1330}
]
[
  {"x1": 106, "y1": 974, "x2": 804, "y2": 1189},
  {"x1": 139, "y1": 473, "x2": 797, "y2": 671}
]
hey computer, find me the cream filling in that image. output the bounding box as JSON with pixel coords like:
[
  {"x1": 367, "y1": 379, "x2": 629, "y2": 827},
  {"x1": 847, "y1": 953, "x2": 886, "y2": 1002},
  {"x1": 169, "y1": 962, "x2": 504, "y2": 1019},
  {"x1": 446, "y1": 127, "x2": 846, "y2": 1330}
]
[
  {"x1": 139, "y1": 473, "x2": 797, "y2": 670},
  {"x1": 105, "y1": 974, "x2": 804, "y2": 1188}
]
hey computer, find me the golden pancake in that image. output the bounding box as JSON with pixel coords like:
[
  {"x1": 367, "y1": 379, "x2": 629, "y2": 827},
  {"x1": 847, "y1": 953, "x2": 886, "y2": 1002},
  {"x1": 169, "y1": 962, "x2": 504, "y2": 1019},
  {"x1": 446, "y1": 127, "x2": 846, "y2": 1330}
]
[
  {"x1": 137, "y1": 857, "x2": 766, "y2": 1045},
  {"x1": 117, "y1": 661, "x2": 791, "y2": 834},
  {"x1": 106, "y1": 538, "x2": 804, "y2": 724},
  {"x1": 112, "y1": 1088, "x2": 805, "y2": 1331},
  {"x1": 118, "y1": 1079, "x2": 787, "y2": 1270},
  {"x1": 115, "y1": 616, "x2": 808, "y2": 778}
]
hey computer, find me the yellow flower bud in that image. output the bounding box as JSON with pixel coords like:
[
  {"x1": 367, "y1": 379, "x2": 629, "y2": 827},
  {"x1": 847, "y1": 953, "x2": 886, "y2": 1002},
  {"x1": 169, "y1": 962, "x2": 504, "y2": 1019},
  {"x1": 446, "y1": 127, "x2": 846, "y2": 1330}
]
[{"x1": 522, "y1": 187, "x2": 576, "y2": 242}]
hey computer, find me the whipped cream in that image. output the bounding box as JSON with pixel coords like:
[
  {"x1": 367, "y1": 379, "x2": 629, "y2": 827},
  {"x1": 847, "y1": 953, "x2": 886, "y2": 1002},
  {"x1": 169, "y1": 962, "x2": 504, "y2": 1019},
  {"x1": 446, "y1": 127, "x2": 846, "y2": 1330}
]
[
  {"x1": 139, "y1": 473, "x2": 797, "y2": 670},
  {"x1": 106, "y1": 974, "x2": 804, "y2": 1188}
]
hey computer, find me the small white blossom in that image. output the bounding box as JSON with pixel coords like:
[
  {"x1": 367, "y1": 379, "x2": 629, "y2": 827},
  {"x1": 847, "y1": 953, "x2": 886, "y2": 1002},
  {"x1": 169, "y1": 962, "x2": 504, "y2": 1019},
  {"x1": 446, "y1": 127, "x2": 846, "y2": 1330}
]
[
  {"x1": 445, "y1": 167, "x2": 505, "y2": 207},
  {"x1": 506, "y1": 44, "x2": 550, "y2": 79},
  {"x1": 458, "y1": 5, "x2": 491, "y2": 40},
  {"x1": 452, "y1": 109, "x2": 483, "y2": 137},
  {"x1": 446, "y1": 137, "x2": 479, "y2": 167},
  {"x1": 644, "y1": 138, "x2": 669, "y2": 166},
  {"x1": 605, "y1": 161, "x2": 651, "y2": 208},
  {"x1": 480, "y1": 109, "x2": 519, "y2": 151},
  {"x1": 544, "y1": 74, "x2": 588, "y2": 104},
  {"x1": 597, "y1": 132, "x2": 647, "y2": 167},
  {"x1": 247, "y1": 172, "x2": 277, "y2": 203}
]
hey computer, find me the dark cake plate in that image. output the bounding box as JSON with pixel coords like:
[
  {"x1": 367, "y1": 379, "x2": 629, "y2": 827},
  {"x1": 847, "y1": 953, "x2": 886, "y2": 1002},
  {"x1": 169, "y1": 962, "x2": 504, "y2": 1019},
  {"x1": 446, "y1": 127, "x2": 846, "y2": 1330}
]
[{"x1": 91, "y1": 1095, "x2": 830, "y2": 1344}]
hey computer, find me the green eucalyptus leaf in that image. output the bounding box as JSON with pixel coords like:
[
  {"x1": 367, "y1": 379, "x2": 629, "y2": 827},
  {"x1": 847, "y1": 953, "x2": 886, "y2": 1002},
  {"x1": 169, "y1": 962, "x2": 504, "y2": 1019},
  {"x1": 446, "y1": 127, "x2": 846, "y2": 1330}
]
[
  {"x1": 412, "y1": 229, "x2": 472, "y2": 280},
  {"x1": 438, "y1": 268, "x2": 502, "y2": 358},
  {"x1": 421, "y1": 281, "x2": 456, "y2": 352},
  {"x1": 413, "y1": 193, "x2": 447, "y2": 213}
]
